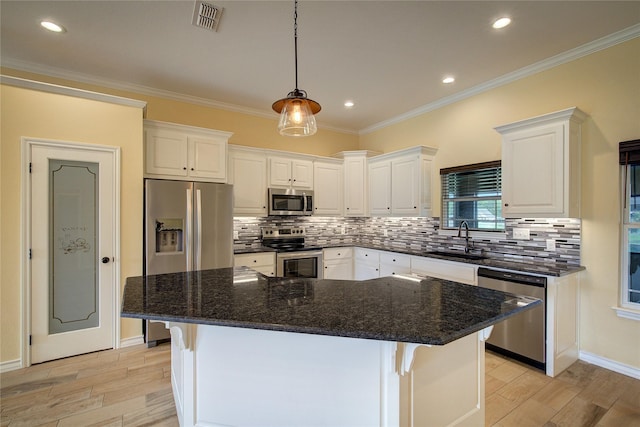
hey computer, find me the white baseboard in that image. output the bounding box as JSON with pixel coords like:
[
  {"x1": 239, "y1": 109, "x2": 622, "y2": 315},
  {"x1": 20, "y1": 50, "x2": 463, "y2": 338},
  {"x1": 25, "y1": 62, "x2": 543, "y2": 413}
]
[
  {"x1": 579, "y1": 351, "x2": 640, "y2": 380},
  {"x1": 0, "y1": 359, "x2": 23, "y2": 373},
  {"x1": 120, "y1": 335, "x2": 145, "y2": 348}
]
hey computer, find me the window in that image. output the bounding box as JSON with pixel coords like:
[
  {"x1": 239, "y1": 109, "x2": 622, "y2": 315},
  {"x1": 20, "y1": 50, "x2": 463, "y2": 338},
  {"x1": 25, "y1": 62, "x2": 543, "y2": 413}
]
[
  {"x1": 620, "y1": 139, "x2": 640, "y2": 312},
  {"x1": 440, "y1": 161, "x2": 504, "y2": 231}
]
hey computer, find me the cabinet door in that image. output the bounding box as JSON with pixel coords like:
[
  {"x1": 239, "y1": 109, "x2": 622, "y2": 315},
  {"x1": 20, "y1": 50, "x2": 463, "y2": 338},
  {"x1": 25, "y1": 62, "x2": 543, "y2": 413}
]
[
  {"x1": 324, "y1": 259, "x2": 353, "y2": 280},
  {"x1": 291, "y1": 160, "x2": 314, "y2": 189},
  {"x1": 502, "y1": 123, "x2": 564, "y2": 217},
  {"x1": 268, "y1": 157, "x2": 292, "y2": 187},
  {"x1": 344, "y1": 156, "x2": 367, "y2": 216},
  {"x1": 145, "y1": 130, "x2": 188, "y2": 176},
  {"x1": 391, "y1": 156, "x2": 419, "y2": 215},
  {"x1": 188, "y1": 137, "x2": 226, "y2": 181},
  {"x1": 354, "y1": 262, "x2": 380, "y2": 280},
  {"x1": 369, "y1": 161, "x2": 391, "y2": 215},
  {"x1": 230, "y1": 151, "x2": 267, "y2": 215},
  {"x1": 314, "y1": 162, "x2": 343, "y2": 215}
]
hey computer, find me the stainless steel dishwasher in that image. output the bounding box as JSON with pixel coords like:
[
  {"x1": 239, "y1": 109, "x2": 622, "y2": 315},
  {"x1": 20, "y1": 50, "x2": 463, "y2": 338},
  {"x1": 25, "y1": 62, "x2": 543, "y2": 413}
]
[{"x1": 477, "y1": 267, "x2": 546, "y2": 370}]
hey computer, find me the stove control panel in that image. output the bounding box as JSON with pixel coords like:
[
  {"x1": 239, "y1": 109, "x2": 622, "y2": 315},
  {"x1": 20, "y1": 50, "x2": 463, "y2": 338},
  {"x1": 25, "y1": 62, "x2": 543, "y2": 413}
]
[{"x1": 261, "y1": 227, "x2": 306, "y2": 239}]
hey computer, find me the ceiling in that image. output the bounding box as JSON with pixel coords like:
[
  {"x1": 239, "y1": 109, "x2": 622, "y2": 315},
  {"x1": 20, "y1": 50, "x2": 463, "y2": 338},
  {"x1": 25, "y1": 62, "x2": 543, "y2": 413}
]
[{"x1": 2, "y1": 1, "x2": 639, "y2": 134}]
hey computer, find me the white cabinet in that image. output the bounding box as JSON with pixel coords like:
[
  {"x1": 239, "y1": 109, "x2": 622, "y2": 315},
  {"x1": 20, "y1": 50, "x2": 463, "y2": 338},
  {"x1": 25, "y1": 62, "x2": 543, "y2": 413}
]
[
  {"x1": 228, "y1": 147, "x2": 268, "y2": 216},
  {"x1": 410, "y1": 256, "x2": 477, "y2": 285},
  {"x1": 314, "y1": 161, "x2": 343, "y2": 216},
  {"x1": 546, "y1": 272, "x2": 580, "y2": 377},
  {"x1": 354, "y1": 248, "x2": 380, "y2": 280},
  {"x1": 368, "y1": 146, "x2": 437, "y2": 217},
  {"x1": 323, "y1": 247, "x2": 353, "y2": 280},
  {"x1": 268, "y1": 157, "x2": 314, "y2": 189},
  {"x1": 144, "y1": 120, "x2": 231, "y2": 182},
  {"x1": 337, "y1": 151, "x2": 377, "y2": 217},
  {"x1": 379, "y1": 252, "x2": 411, "y2": 277},
  {"x1": 369, "y1": 161, "x2": 392, "y2": 215},
  {"x1": 496, "y1": 107, "x2": 587, "y2": 218},
  {"x1": 234, "y1": 252, "x2": 276, "y2": 277}
]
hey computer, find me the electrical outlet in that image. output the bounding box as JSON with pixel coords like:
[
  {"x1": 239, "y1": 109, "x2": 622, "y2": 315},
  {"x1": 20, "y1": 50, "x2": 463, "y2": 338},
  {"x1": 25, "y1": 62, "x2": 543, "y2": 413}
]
[
  {"x1": 341, "y1": 226, "x2": 346, "y2": 235},
  {"x1": 513, "y1": 228, "x2": 530, "y2": 240},
  {"x1": 546, "y1": 239, "x2": 556, "y2": 251},
  {"x1": 233, "y1": 230, "x2": 239, "y2": 240},
  {"x1": 383, "y1": 229, "x2": 388, "y2": 237}
]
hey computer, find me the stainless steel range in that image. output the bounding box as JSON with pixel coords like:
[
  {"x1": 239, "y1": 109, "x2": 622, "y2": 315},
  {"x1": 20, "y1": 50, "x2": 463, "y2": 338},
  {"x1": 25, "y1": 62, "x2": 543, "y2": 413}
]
[{"x1": 261, "y1": 227, "x2": 323, "y2": 279}]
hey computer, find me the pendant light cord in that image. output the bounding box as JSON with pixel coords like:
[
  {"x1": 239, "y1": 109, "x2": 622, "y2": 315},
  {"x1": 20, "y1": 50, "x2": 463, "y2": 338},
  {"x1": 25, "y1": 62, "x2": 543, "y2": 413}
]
[{"x1": 294, "y1": 0, "x2": 299, "y2": 91}]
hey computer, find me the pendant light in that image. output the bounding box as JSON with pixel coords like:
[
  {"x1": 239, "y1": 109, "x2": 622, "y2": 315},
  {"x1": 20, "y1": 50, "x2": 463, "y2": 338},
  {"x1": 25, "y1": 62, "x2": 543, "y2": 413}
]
[{"x1": 272, "y1": 0, "x2": 321, "y2": 137}]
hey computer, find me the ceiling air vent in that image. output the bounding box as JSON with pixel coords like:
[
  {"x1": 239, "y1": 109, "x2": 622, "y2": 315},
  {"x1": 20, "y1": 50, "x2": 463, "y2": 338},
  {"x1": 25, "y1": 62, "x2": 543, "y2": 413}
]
[{"x1": 192, "y1": 1, "x2": 223, "y2": 32}]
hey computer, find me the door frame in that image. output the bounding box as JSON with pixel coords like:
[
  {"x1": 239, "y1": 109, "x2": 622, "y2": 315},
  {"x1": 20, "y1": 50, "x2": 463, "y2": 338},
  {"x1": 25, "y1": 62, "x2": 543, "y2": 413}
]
[{"x1": 21, "y1": 138, "x2": 121, "y2": 367}]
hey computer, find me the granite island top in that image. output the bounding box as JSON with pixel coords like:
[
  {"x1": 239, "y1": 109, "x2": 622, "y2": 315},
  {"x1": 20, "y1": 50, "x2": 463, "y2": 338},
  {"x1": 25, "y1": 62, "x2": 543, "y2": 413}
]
[
  {"x1": 121, "y1": 267, "x2": 540, "y2": 346},
  {"x1": 234, "y1": 243, "x2": 584, "y2": 277}
]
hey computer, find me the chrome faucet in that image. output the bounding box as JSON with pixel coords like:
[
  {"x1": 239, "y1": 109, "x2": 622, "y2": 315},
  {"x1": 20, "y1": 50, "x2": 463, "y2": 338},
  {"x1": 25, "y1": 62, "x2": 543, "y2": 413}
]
[{"x1": 457, "y1": 220, "x2": 471, "y2": 253}]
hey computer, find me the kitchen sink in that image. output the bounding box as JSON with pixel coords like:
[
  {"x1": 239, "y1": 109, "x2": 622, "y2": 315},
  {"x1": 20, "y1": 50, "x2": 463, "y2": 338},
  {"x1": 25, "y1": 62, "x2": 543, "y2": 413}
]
[{"x1": 426, "y1": 251, "x2": 488, "y2": 261}]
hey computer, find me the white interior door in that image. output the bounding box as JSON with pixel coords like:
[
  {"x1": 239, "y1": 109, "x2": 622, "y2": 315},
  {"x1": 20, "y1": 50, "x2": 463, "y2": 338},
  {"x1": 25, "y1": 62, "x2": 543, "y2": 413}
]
[{"x1": 29, "y1": 141, "x2": 118, "y2": 364}]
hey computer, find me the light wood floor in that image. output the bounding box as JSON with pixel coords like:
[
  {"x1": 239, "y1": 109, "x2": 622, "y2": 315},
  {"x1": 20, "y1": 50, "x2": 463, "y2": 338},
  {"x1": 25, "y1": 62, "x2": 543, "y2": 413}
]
[
  {"x1": 1, "y1": 344, "x2": 639, "y2": 426},
  {"x1": 485, "y1": 351, "x2": 640, "y2": 426}
]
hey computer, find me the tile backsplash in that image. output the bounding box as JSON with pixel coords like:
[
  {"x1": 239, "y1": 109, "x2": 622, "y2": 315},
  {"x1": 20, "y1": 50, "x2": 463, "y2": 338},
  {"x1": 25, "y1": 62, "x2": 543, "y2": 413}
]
[{"x1": 234, "y1": 216, "x2": 581, "y2": 267}]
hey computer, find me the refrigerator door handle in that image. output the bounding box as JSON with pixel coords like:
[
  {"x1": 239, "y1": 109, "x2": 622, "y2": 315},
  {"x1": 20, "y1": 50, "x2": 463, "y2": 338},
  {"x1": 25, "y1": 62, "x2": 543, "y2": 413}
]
[
  {"x1": 195, "y1": 189, "x2": 203, "y2": 271},
  {"x1": 186, "y1": 188, "x2": 193, "y2": 271}
]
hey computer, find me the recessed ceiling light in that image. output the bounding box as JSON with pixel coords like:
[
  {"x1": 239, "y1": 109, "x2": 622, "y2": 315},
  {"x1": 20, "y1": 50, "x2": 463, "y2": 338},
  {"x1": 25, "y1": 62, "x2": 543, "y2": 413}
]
[
  {"x1": 344, "y1": 101, "x2": 355, "y2": 108},
  {"x1": 442, "y1": 76, "x2": 455, "y2": 84},
  {"x1": 492, "y1": 17, "x2": 511, "y2": 29},
  {"x1": 41, "y1": 20, "x2": 66, "y2": 33}
]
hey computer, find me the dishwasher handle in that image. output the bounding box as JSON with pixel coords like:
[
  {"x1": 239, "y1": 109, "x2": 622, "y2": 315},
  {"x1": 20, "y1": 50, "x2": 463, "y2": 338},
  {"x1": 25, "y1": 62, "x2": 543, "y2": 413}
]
[{"x1": 478, "y1": 267, "x2": 546, "y2": 287}]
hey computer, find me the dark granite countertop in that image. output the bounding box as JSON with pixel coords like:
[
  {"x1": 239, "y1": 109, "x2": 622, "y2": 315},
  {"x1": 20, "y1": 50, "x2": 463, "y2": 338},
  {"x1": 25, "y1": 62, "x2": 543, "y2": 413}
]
[
  {"x1": 121, "y1": 267, "x2": 540, "y2": 346},
  {"x1": 234, "y1": 244, "x2": 584, "y2": 277}
]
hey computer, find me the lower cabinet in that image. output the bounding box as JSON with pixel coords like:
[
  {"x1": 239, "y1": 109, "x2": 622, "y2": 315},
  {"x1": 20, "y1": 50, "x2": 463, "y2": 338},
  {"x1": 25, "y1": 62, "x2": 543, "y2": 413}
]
[
  {"x1": 354, "y1": 248, "x2": 380, "y2": 280},
  {"x1": 410, "y1": 256, "x2": 477, "y2": 285},
  {"x1": 379, "y1": 252, "x2": 411, "y2": 277},
  {"x1": 234, "y1": 252, "x2": 276, "y2": 277},
  {"x1": 323, "y1": 247, "x2": 353, "y2": 280}
]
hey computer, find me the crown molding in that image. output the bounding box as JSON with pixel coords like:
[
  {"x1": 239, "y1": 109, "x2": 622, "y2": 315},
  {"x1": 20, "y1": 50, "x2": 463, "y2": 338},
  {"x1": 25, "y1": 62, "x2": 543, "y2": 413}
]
[
  {"x1": 359, "y1": 23, "x2": 640, "y2": 135},
  {"x1": 1, "y1": 58, "x2": 356, "y2": 135},
  {"x1": 0, "y1": 75, "x2": 147, "y2": 110}
]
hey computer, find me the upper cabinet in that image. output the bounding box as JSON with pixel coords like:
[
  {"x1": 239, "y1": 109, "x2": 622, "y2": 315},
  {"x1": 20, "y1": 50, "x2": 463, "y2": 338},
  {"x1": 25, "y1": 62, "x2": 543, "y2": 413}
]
[
  {"x1": 496, "y1": 107, "x2": 587, "y2": 218},
  {"x1": 228, "y1": 146, "x2": 268, "y2": 216},
  {"x1": 368, "y1": 146, "x2": 437, "y2": 217},
  {"x1": 144, "y1": 120, "x2": 232, "y2": 182},
  {"x1": 268, "y1": 157, "x2": 314, "y2": 189},
  {"x1": 313, "y1": 160, "x2": 343, "y2": 216},
  {"x1": 337, "y1": 151, "x2": 378, "y2": 217}
]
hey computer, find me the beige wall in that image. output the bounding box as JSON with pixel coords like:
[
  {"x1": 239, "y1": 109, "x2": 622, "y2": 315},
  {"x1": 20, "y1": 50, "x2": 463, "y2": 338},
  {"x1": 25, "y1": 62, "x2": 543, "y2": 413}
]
[
  {"x1": 1, "y1": 84, "x2": 144, "y2": 363},
  {"x1": 361, "y1": 38, "x2": 640, "y2": 369},
  {"x1": 0, "y1": 68, "x2": 360, "y2": 157}
]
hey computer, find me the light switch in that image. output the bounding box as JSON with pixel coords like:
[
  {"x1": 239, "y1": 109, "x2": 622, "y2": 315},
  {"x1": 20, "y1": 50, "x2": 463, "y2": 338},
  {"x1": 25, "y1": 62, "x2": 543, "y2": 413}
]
[
  {"x1": 233, "y1": 230, "x2": 239, "y2": 240},
  {"x1": 546, "y1": 239, "x2": 556, "y2": 251},
  {"x1": 513, "y1": 228, "x2": 530, "y2": 240}
]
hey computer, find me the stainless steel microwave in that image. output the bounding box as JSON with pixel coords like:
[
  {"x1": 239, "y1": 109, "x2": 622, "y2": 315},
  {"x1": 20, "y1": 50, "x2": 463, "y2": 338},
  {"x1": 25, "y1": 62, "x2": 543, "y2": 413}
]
[{"x1": 268, "y1": 188, "x2": 314, "y2": 216}]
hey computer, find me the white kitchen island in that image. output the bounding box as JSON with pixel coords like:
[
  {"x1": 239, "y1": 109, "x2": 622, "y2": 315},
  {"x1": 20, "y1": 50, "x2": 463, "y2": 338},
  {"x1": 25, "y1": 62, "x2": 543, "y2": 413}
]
[{"x1": 122, "y1": 268, "x2": 539, "y2": 427}]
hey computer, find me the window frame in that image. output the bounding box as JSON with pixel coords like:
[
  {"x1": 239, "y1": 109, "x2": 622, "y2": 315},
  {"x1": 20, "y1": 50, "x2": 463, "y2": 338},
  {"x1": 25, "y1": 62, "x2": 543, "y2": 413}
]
[
  {"x1": 620, "y1": 163, "x2": 640, "y2": 314},
  {"x1": 440, "y1": 161, "x2": 504, "y2": 233}
]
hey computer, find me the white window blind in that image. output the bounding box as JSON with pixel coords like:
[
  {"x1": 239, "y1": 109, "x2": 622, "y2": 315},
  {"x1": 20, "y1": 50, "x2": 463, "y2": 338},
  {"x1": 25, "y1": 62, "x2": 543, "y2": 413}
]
[{"x1": 440, "y1": 161, "x2": 504, "y2": 231}]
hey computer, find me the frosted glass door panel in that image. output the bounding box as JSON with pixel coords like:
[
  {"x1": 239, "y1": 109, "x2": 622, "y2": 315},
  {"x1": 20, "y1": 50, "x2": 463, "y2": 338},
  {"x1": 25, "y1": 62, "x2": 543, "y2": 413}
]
[{"x1": 49, "y1": 160, "x2": 99, "y2": 334}]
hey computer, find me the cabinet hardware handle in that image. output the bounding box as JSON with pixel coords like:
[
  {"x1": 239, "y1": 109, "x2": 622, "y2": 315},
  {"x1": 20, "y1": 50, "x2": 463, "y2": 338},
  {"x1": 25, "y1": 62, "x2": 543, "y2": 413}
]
[
  {"x1": 346, "y1": 207, "x2": 350, "y2": 210},
  {"x1": 253, "y1": 260, "x2": 257, "y2": 263},
  {"x1": 504, "y1": 203, "x2": 509, "y2": 207},
  {"x1": 414, "y1": 206, "x2": 417, "y2": 209},
  {"x1": 191, "y1": 168, "x2": 194, "y2": 171},
  {"x1": 183, "y1": 167, "x2": 187, "y2": 170},
  {"x1": 387, "y1": 207, "x2": 390, "y2": 210},
  {"x1": 101, "y1": 257, "x2": 110, "y2": 264}
]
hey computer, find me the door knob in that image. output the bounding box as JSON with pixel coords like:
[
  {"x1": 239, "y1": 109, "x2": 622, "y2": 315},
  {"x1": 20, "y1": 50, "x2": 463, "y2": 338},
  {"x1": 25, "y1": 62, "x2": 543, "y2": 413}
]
[{"x1": 101, "y1": 257, "x2": 111, "y2": 264}]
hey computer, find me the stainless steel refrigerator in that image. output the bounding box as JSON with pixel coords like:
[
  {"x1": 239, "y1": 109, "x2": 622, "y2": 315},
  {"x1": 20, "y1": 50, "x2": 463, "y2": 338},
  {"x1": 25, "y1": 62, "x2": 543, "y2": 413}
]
[{"x1": 144, "y1": 179, "x2": 233, "y2": 346}]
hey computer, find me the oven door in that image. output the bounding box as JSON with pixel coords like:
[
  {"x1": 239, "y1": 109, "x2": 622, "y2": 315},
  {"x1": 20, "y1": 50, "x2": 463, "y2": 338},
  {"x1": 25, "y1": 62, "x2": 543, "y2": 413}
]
[
  {"x1": 268, "y1": 188, "x2": 313, "y2": 216},
  {"x1": 277, "y1": 251, "x2": 323, "y2": 279}
]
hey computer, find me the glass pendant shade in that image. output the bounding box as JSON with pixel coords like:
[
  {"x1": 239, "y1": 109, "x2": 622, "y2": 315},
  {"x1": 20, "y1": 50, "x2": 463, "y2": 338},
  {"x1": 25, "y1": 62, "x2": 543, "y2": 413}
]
[{"x1": 277, "y1": 97, "x2": 317, "y2": 136}]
